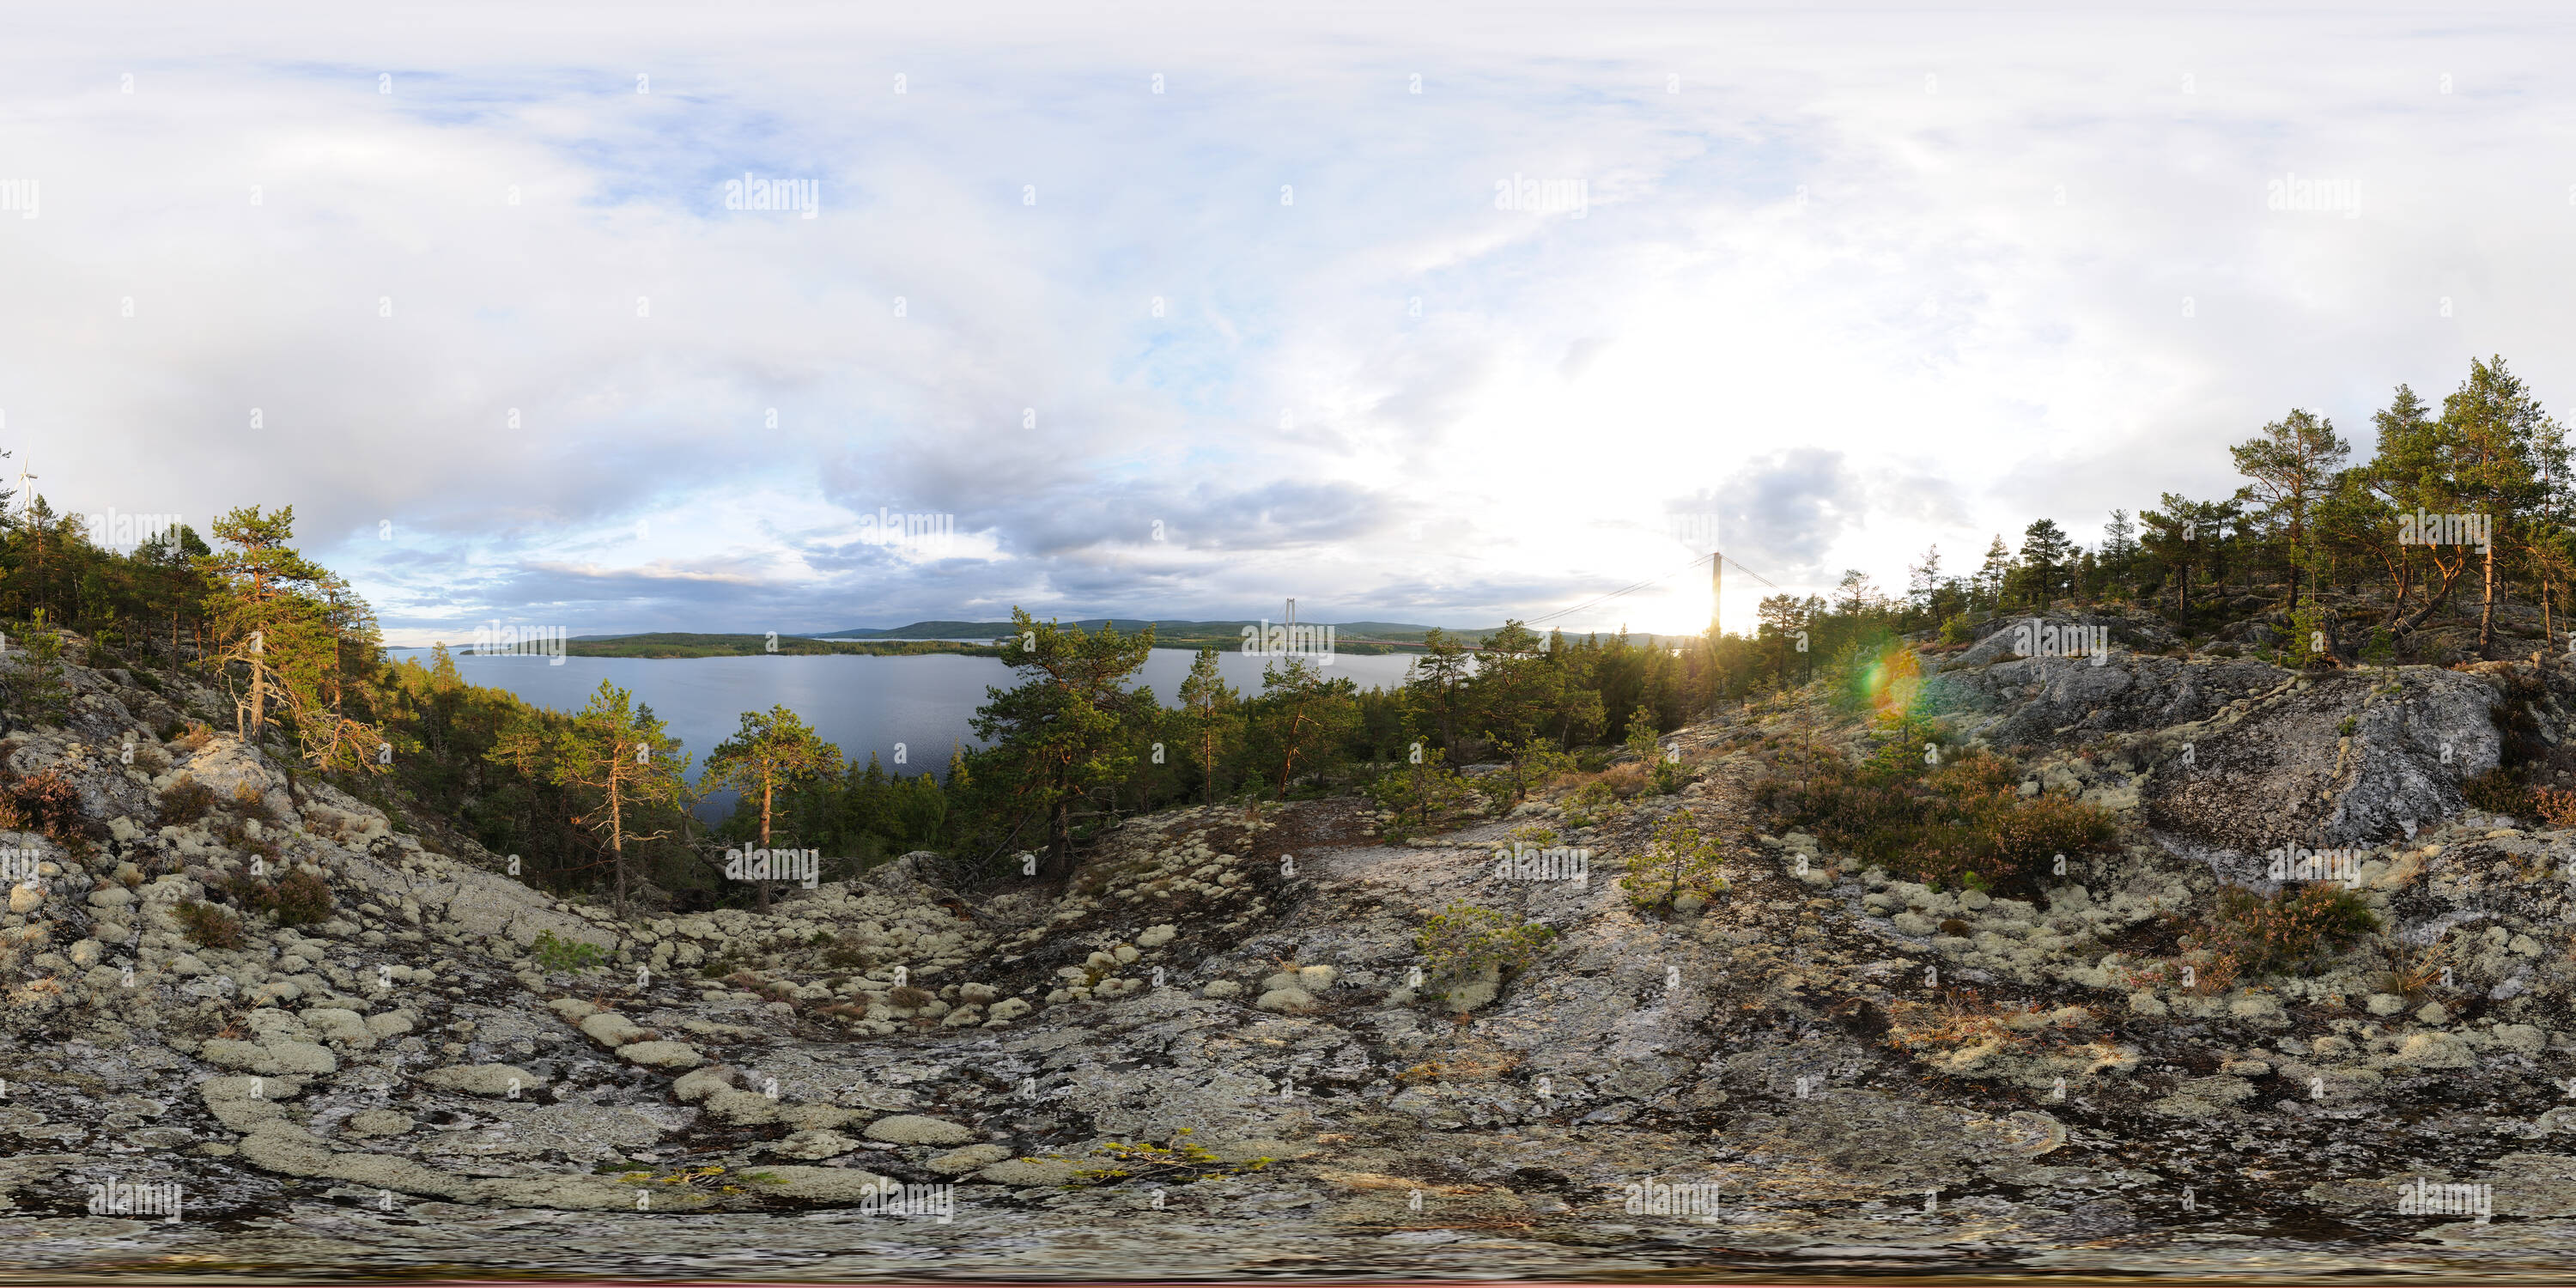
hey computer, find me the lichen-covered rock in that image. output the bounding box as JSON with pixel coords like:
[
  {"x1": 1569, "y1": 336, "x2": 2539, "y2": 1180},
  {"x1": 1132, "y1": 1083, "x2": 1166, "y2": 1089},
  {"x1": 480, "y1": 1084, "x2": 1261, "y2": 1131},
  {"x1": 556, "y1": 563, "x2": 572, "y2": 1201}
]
[
  {"x1": 749, "y1": 1165, "x2": 900, "y2": 1204},
  {"x1": 863, "y1": 1114, "x2": 974, "y2": 1145},
  {"x1": 927, "y1": 1143, "x2": 1014, "y2": 1175},
  {"x1": 300, "y1": 1007, "x2": 370, "y2": 1045},
  {"x1": 702, "y1": 1087, "x2": 780, "y2": 1126},
  {"x1": 416, "y1": 1065, "x2": 543, "y2": 1097},
  {"x1": 2392, "y1": 1031, "x2": 2477, "y2": 1069},
  {"x1": 671, "y1": 1066, "x2": 735, "y2": 1103},
  {"x1": 2139, "y1": 669, "x2": 2501, "y2": 858},
  {"x1": 578, "y1": 1011, "x2": 651, "y2": 1048},
  {"x1": 343, "y1": 1109, "x2": 414, "y2": 1137},
  {"x1": 201, "y1": 1039, "x2": 266, "y2": 1071},
  {"x1": 975, "y1": 1157, "x2": 1084, "y2": 1187},
  {"x1": 768, "y1": 1128, "x2": 859, "y2": 1160},
  {"x1": 615, "y1": 1040, "x2": 702, "y2": 1069}
]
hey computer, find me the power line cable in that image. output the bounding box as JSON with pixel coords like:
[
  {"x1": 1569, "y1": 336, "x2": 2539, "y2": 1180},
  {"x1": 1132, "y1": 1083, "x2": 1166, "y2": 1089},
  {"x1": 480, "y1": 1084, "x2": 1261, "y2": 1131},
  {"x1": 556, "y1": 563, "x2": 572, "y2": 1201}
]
[
  {"x1": 1522, "y1": 553, "x2": 1712, "y2": 629},
  {"x1": 1520, "y1": 550, "x2": 1793, "y2": 630}
]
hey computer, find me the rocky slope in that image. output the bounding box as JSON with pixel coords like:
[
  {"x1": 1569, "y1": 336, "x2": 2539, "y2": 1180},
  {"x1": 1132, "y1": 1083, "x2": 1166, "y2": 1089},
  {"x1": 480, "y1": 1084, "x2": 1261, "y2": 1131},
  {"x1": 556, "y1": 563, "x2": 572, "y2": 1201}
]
[{"x1": 13, "y1": 630, "x2": 2576, "y2": 1280}]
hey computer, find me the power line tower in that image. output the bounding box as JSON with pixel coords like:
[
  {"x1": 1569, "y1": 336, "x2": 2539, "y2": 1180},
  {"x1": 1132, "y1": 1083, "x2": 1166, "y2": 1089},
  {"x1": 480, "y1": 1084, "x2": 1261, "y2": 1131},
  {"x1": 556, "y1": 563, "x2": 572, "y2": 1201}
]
[{"x1": 1710, "y1": 550, "x2": 1722, "y2": 639}]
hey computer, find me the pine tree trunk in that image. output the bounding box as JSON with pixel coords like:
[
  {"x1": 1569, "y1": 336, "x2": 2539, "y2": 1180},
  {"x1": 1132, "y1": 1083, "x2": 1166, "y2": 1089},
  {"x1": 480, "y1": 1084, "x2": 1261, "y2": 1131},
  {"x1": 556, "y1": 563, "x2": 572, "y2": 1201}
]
[
  {"x1": 2479, "y1": 538, "x2": 2499, "y2": 658},
  {"x1": 2391, "y1": 553, "x2": 2467, "y2": 638},
  {"x1": 756, "y1": 769, "x2": 773, "y2": 914},
  {"x1": 1048, "y1": 799, "x2": 1074, "y2": 878},
  {"x1": 2543, "y1": 576, "x2": 2555, "y2": 671},
  {"x1": 611, "y1": 773, "x2": 627, "y2": 918}
]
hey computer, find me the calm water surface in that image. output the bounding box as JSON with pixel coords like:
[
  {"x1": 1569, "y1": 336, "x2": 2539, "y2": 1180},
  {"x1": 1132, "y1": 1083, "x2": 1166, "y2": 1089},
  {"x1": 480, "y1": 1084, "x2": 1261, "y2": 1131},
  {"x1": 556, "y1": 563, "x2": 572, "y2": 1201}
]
[{"x1": 388, "y1": 647, "x2": 1420, "y2": 817}]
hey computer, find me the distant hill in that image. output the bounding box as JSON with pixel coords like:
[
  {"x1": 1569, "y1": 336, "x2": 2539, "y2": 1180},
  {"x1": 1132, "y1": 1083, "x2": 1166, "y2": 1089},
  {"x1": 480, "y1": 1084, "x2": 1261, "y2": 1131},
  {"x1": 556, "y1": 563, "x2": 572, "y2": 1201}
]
[
  {"x1": 537, "y1": 634, "x2": 1003, "y2": 659},
  {"x1": 809, "y1": 619, "x2": 1704, "y2": 651},
  {"x1": 809, "y1": 619, "x2": 1424, "y2": 655}
]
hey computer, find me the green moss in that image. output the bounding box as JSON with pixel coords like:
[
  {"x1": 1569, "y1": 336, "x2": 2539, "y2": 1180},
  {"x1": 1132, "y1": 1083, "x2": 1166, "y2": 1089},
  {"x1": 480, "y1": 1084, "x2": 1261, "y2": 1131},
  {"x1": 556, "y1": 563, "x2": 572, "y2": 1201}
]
[
  {"x1": 1619, "y1": 809, "x2": 1728, "y2": 913},
  {"x1": 532, "y1": 929, "x2": 605, "y2": 974}
]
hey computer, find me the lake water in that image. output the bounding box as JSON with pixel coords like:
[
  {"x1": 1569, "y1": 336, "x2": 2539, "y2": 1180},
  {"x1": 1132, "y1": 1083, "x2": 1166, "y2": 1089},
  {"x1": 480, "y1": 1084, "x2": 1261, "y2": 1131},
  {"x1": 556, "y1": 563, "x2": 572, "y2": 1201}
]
[{"x1": 387, "y1": 647, "x2": 1422, "y2": 818}]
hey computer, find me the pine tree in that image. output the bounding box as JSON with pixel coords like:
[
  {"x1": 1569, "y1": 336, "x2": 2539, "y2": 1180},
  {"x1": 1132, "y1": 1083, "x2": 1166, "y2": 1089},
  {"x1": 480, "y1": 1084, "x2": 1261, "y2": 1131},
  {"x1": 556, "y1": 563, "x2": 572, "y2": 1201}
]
[
  {"x1": 1175, "y1": 647, "x2": 1240, "y2": 806},
  {"x1": 2364, "y1": 383, "x2": 2470, "y2": 640},
  {"x1": 2101, "y1": 510, "x2": 2137, "y2": 598},
  {"x1": 2439, "y1": 356, "x2": 2562, "y2": 657},
  {"x1": 1906, "y1": 545, "x2": 1944, "y2": 610},
  {"x1": 1833, "y1": 569, "x2": 1878, "y2": 617},
  {"x1": 969, "y1": 610, "x2": 1155, "y2": 878},
  {"x1": 197, "y1": 506, "x2": 337, "y2": 745},
  {"x1": 1403, "y1": 628, "x2": 1473, "y2": 754},
  {"x1": 1755, "y1": 592, "x2": 1809, "y2": 685},
  {"x1": 2017, "y1": 519, "x2": 2075, "y2": 610},
  {"x1": 1464, "y1": 621, "x2": 1552, "y2": 786},
  {"x1": 1976, "y1": 536, "x2": 2015, "y2": 611},
  {"x1": 702, "y1": 705, "x2": 843, "y2": 911},
  {"x1": 1249, "y1": 655, "x2": 1360, "y2": 799},
  {"x1": 2231, "y1": 407, "x2": 2350, "y2": 613},
  {"x1": 550, "y1": 680, "x2": 690, "y2": 917}
]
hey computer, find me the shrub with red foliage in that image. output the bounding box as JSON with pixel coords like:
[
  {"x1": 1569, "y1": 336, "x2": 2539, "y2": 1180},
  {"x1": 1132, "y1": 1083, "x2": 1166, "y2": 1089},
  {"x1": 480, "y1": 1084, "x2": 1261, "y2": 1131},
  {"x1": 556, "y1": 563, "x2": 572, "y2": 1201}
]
[{"x1": 0, "y1": 768, "x2": 99, "y2": 841}]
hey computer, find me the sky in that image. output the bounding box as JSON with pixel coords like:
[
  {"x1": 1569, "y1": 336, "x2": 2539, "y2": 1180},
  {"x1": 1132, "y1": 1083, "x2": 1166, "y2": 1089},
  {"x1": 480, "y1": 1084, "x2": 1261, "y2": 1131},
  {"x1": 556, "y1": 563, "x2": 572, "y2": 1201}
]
[{"x1": 7, "y1": 1, "x2": 2574, "y2": 646}]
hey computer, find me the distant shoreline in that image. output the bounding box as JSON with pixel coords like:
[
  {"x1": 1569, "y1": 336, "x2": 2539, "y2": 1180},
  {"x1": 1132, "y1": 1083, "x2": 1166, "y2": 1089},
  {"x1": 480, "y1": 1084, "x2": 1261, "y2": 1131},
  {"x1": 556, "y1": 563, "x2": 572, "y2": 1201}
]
[{"x1": 426, "y1": 633, "x2": 1425, "y2": 660}]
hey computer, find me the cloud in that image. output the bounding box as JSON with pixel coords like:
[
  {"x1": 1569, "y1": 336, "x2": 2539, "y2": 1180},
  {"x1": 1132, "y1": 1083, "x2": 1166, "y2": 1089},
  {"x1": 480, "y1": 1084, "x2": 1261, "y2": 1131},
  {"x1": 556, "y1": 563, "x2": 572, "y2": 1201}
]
[{"x1": 11, "y1": 4, "x2": 2576, "y2": 641}]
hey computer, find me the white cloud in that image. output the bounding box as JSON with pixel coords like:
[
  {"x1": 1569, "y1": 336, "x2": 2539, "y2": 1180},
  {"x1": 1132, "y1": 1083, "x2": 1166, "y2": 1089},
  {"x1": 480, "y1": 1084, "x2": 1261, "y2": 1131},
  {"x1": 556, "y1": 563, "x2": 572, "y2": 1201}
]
[{"x1": 11, "y1": 3, "x2": 2575, "y2": 639}]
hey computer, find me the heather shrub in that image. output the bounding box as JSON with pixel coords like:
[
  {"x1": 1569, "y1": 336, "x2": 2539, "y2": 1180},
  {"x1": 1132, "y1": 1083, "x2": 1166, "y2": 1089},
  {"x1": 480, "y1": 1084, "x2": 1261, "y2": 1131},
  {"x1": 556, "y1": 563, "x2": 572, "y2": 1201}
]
[
  {"x1": 156, "y1": 778, "x2": 220, "y2": 827},
  {"x1": 2539, "y1": 787, "x2": 2576, "y2": 829},
  {"x1": 220, "y1": 863, "x2": 335, "y2": 927},
  {"x1": 2464, "y1": 768, "x2": 2537, "y2": 821},
  {"x1": 0, "y1": 768, "x2": 92, "y2": 841},
  {"x1": 268, "y1": 868, "x2": 335, "y2": 926},
  {"x1": 174, "y1": 899, "x2": 244, "y2": 950},
  {"x1": 2190, "y1": 884, "x2": 2379, "y2": 976},
  {"x1": 1753, "y1": 739, "x2": 2117, "y2": 895}
]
